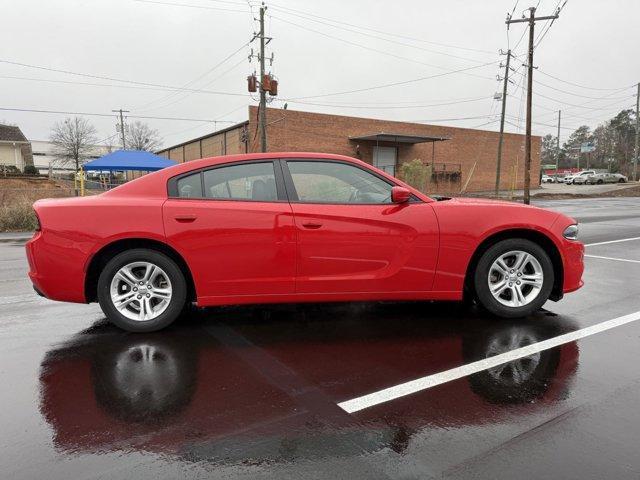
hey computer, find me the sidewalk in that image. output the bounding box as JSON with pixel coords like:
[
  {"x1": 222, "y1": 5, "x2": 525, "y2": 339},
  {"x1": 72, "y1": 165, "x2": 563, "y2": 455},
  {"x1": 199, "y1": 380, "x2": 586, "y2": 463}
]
[{"x1": 0, "y1": 231, "x2": 34, "y2": 242}]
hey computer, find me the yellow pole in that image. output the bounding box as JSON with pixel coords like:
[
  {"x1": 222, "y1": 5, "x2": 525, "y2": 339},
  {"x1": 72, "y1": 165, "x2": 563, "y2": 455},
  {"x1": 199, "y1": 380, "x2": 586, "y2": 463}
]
[{"x1": 80, "y1": 168, "x2": 85, "y2": 196}]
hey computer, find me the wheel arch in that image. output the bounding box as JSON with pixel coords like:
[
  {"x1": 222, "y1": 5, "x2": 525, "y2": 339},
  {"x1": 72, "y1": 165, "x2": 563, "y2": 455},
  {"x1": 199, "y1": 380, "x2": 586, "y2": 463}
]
[
  {"x1": 85, "y1": 238, "x2": 196, "y2": 303},
  {"x1": 464, "y1": 228, "x2": 564, "y2": 303}
]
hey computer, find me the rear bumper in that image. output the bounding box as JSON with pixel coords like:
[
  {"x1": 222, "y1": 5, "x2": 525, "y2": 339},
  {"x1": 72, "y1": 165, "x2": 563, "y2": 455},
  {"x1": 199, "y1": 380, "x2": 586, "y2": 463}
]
[{"x1": 25, "y1": 230, "x2": 89, "y2": 303}]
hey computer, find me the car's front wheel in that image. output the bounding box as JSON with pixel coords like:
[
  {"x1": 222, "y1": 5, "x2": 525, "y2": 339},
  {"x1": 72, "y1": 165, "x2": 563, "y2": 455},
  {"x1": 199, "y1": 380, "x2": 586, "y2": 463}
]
[
  {"x1": 474, "y1": 239, "x2": 554, "y2": 318},
  {"x1": 97, "y1": 249, "x2": 187, "y2": 332}
]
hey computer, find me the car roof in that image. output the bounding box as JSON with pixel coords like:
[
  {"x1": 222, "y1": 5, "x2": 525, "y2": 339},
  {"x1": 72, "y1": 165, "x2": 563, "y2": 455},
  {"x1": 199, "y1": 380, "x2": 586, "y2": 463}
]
[
  {"x1": 169, "y1": 152, "x2": 365, "y2": 174},
  {"x1": 104, "y1": 152, "x2": 434, "y2": 203}
]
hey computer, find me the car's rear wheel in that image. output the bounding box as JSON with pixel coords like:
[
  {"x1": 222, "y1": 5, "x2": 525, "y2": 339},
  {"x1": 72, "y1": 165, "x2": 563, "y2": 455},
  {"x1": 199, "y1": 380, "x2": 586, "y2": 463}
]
[
  {"x1": 97, "y1": 249, "x2": 187, "y2": 332},
  {"x1": 474, "y1": 239, "x2": 554, "y2": 318},
  {"x1": 618, "y1": 178, "x2": 626, "y2": 183},
  {"x1": 597, "y1": 179, "x2": 603, "y2": 184}
]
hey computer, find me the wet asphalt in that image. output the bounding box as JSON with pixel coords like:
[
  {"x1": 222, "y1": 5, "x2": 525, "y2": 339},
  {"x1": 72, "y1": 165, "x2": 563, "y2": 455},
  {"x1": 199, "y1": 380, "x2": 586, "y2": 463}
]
[{"x1": 1, "y1": 197, "x2": 640, "y2": 479}]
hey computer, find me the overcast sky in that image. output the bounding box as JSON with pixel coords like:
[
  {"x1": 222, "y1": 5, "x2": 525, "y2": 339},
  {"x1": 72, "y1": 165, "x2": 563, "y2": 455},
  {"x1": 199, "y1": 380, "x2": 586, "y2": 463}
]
[{"x1": 1, "y1": 0, "x2": 639, "y2": 149}]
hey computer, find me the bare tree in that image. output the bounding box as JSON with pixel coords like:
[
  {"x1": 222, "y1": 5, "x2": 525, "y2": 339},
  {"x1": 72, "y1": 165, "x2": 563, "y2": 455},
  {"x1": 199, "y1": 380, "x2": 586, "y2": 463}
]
[
  {"x1": 103, "y1": 134, "x2": 118, "y2": 154},
  {"x1": 50, "y1": 117, "x2": 98, "y2": 195},
  {"x1": 125, "y1": 121, "x2": 162, "y2": 151},
  {"x1": 50, "y1": 117, "x2": 98, "y2": 169}
]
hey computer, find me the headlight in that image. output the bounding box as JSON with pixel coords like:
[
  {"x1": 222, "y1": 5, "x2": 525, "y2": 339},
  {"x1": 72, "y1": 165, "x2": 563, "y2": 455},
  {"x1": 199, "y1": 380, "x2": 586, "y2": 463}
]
[{"x1": 563, "y1": 224, "x2": 578, "y2": 240}]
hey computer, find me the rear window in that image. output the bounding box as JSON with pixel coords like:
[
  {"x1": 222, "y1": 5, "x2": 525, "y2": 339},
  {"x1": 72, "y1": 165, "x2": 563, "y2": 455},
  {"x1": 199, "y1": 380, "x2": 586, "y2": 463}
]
[
  {"x1": 176, "y1": 172, "x2": 202, "y2": 198},
  {"x1": 203, "y1": 162, "x2": 277, "y2": 201}
]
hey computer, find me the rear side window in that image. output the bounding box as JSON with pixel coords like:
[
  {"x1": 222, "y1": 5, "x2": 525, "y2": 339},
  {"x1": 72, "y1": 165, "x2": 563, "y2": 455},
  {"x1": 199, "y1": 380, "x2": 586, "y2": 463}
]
[
  {"x1": 203, "y1": 162, "x2": 277, "y2": 201},
  {"x1": 176, "y1": 172, "x2": 203, "y2": 198}
]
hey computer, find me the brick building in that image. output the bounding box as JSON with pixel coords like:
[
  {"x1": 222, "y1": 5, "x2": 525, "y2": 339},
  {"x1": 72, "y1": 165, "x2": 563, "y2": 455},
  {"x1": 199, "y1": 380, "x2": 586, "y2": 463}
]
[{"x1": 157, "y1": 107, "x2": 541, "y2": 193}]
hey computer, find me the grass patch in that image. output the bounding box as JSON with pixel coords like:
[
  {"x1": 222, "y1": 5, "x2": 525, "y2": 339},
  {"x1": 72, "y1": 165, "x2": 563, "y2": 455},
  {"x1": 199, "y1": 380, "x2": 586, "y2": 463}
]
[{"x1": 0, "y1": 198, "x2": 38, "y2": 232}]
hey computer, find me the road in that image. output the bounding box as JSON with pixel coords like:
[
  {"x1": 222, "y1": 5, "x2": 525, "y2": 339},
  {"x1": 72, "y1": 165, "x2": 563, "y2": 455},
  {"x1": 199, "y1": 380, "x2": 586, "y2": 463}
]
[{"x1": 1, "y1": 197, "x2": 640, "y2": 479}]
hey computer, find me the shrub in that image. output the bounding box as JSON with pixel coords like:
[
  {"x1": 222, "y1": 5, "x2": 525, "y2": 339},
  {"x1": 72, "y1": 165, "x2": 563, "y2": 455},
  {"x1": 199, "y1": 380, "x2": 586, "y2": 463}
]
[
  {"x1": 0, "y1": 165, "x2": 20, "y2": 176},
  {"x1": 0, "y1": 199, "x2": 38, "y2": 232},
  {"x1": 23, "y1": 165, "x2": 39, "y2": 175},
  {"x1": 400, "y1": 159, "x2": 432, "y2": 192}
]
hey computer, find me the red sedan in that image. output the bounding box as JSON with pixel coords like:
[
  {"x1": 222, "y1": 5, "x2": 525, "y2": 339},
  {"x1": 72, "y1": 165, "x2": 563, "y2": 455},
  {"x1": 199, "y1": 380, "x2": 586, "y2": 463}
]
[{"x1": 26, "y1": 153, "x2": 584, "y2": 332}]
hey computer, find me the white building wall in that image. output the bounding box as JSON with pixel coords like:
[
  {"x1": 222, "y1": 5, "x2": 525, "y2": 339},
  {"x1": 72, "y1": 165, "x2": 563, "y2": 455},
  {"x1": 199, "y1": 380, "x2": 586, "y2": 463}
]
[
  {"x1": 0, "y1": 142, "x2": 25, "y2": 170},
  {"x1": 31, "y1": 140, "x2": 111, "y2": 174}
]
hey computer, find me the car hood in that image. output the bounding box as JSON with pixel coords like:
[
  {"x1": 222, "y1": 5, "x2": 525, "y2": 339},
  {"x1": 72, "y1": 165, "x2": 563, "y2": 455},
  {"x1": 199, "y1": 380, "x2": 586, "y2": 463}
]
[{"x1": 435, "y1": 196, "x2": 537, "y2": 208}]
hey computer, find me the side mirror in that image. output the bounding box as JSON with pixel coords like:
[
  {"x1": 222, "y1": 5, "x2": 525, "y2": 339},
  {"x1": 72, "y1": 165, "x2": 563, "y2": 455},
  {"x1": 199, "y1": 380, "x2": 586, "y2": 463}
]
[{"x1": 391, "y1": 186, "x2": 411, "y2": 203}]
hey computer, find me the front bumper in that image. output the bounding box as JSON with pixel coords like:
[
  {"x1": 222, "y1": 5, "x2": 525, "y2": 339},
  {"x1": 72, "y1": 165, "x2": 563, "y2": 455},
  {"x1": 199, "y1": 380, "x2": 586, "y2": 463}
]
[{"x1": 561, "y1": 238, "x2": 584, "y2": 294}]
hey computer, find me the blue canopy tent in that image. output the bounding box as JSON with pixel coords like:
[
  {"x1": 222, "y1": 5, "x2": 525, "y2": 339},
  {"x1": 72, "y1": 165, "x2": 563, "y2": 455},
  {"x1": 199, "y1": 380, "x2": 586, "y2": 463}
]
[
  {"x1": 83, "y1": 150, "x2": 177, "y2": 172},
  {"x1": 80, "y1": 150, "x2": 177, "y2": 193}
]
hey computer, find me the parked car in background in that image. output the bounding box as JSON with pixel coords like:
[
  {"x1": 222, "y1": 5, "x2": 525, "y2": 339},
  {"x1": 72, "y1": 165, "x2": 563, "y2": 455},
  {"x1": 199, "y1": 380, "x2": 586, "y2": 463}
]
[
  {"x1": 553, "y1": 174, "x2": 566, "y2": 183},
  {"x1": 541, "y1": 174, "x2": 554, "y2": 183},
  {"x1": 26, "y1": 152, "x2": 584, "y2": 332},
  {"x1": 611, "y1": 173, "x2": 628, "y2": 183},
  {"x1": 572, "y1": 174, "x2": 592, "y2": 185},
  {"x1": 564, "y1": 170, "x2": 596, "y2": 185},
  {"x1": 585, "y1": 173, "x2": 627, "y2": 184}
]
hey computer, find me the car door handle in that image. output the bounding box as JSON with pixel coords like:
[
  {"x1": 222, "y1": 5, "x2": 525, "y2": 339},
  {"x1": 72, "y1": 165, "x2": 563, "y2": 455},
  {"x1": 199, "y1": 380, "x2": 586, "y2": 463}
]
[
  {"x1": 302, "y1": 222, "x2": 322, "y2": 229},
  {"x1": 174, "y1": 214, "x2": 197, "y2": 223}
]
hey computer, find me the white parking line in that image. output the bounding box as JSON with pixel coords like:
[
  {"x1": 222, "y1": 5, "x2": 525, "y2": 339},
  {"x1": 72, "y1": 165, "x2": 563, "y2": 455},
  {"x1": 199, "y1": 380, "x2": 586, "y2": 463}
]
[
  {"x1": 585, "y1": 254, "x2": 640, "y2": 264},
  {"x1": 585, "y1": 236, "x2": 640, "y2": 247},
  {"x1": 337, "y1": 310, "x2": 640, "y2": 414}
]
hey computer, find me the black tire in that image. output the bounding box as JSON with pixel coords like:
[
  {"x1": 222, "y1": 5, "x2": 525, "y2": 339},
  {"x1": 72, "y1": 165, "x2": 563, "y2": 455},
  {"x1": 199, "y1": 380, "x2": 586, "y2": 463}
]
[
  {"x1": 97, "y1": 249, "x2": 187, "y2": 332},
  {"x1": 597, "y1": 179, "x2": 603, "y2": 184},
  {"x1": 473, "y1": 238, "x2": 554, "y2": 318},
  {"x1": 618, "y1": 178, "x2": 626, "y2": 183}
]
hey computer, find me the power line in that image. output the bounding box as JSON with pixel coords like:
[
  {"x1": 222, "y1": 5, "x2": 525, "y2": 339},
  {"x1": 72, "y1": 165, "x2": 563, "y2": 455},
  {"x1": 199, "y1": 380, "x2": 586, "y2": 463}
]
[
  {"x1": 136, "y1": 38, "x2": 254, "y2": 111},
  {"x1": 286, "y1": 96, "x2": 493, "y2": 110},
  {"x1": 263, "y1": 0, "x2": 497, "y2": 55},
  {"x1": 531, "y1": 90, "x2": 634, "y2": 110},
  {"x1": 534, "y1": 0, "x2": 568, "y2": 49},
  {"x1": 510, "y1": 70, "x2": 633, "y2": 99},
  {"x1": 270, "y1": 15, "x2": 497, "y2": 82},
  {"x1": 140, "y1": 58, "x2": 247, "y2": 113},
  {"x1": 0, "y1": 59, "x2": 249, "y2": 97},
  {"x1": 0, "y1": 107, "x2": 238, "y2": 123},
  {"x1": 536, "y1": 68, "x2": 635, "y2": 91},
  {"x1": 267, "y1": 6, "x2": 492, "y2": 65},
  {"x1": 408, "y1": 115, "x2": 498, "y2": 123},
  {"x1": 134, "y1": 0, "x2": 250, "y2": 13},
  {"x1": 284, "y1": 61, "x2": 498, "y2": 101}
]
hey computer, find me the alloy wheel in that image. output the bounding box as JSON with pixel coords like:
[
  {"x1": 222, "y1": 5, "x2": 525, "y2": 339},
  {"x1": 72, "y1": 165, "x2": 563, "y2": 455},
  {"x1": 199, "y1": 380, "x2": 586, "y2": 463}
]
[
  {"x1": 109, "y1": 261, "x2": 173, "y2": 321},
  {"x1": 487, "y1": 250, "x2": 544, "y2": 308}
]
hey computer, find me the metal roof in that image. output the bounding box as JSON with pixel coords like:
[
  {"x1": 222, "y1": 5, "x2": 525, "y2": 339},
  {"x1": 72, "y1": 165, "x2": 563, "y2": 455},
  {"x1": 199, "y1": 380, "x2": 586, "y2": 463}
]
[{"x1": 349, "y1": 133, "x2": 450, "y2": 144}]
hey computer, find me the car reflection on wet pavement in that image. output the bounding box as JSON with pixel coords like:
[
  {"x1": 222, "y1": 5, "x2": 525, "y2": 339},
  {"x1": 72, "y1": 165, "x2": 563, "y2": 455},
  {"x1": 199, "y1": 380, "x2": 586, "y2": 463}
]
[
  {"x1": 39, "y1": 304, "x2": 578, "y2": 464},
  {"x1": 5, "y1": 197, "x2": 640, "y2": 479}
]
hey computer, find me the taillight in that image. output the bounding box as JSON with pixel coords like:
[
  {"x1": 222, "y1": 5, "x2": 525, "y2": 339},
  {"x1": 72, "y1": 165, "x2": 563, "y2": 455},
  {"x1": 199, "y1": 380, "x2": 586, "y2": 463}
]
[{"x1": 34, "y1": 209, "x2": 41, "y2": 231}]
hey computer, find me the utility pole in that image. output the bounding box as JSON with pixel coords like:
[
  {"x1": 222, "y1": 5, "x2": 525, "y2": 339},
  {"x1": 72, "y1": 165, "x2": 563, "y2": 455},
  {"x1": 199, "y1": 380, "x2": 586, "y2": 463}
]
[
  {"x1": 495, "y1": 49, "x2": 512, "y2": 196},
  {"x1": 112, "y1": 109, "x2": 129, "y2": 150},
  {"x1": 507, "y1": 6, "x2": 559, "y2": 204},
  {"x1": 556, "y1": 110, "x2": 561, "y2": 176},
  {"x1": 259, "y1": 5, "x2": 267, "y2": 153},
  {"x1": 634, "y1": 82, "x2": 639, "y2": 181}
]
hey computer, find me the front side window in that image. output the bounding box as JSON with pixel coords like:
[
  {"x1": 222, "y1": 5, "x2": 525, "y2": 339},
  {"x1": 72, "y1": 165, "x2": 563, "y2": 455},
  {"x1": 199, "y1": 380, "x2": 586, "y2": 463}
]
[
  {"x1": 203, "y1": 162, "x2": 277, "y2": 201},
  {"x1": 287, "y1": 161, "x2": 393, "y2": 204}
]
